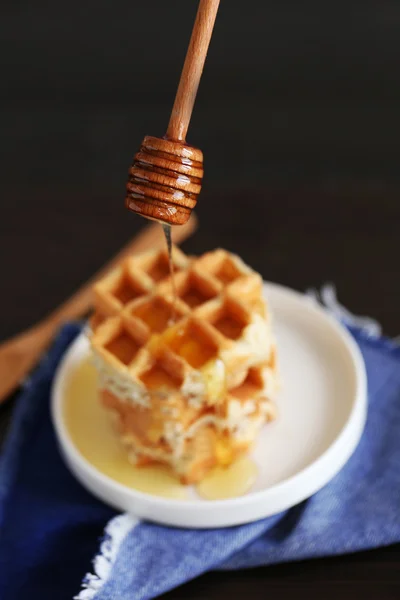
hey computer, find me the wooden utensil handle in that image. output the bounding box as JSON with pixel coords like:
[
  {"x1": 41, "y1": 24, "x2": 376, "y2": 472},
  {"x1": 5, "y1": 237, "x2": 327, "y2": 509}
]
[{"x1": 166, "y1": 0, "x2": 220, "y2": 142}]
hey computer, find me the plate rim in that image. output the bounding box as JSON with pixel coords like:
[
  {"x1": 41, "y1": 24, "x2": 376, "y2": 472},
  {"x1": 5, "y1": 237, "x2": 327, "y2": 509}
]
[{"x1": 51, "y1": 281, "x2": 367, "y2": 525}]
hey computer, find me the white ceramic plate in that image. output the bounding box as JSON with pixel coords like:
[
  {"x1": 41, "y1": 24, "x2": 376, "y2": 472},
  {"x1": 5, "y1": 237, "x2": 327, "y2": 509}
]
[{"x1": 51, "y1": 282, "x2": 367, "y2": 528}]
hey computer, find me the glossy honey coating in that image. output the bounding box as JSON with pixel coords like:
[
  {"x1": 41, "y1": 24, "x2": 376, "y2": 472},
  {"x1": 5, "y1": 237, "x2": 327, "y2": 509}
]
[
  {"x1": 126, "y1": 136, "x2": 203, "y2": 226},
  {"x1": 89, "y1": 247, "x2": 279, "y2": 483}
]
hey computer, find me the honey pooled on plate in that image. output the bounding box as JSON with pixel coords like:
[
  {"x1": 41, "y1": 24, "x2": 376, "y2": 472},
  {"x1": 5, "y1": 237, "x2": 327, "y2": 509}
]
[
  {"x1": 63, "y1": 356, "x2": 187, "y2": 500},
  {"x1": 197, "y1": 456, "x2": 258, "y2": 500}
]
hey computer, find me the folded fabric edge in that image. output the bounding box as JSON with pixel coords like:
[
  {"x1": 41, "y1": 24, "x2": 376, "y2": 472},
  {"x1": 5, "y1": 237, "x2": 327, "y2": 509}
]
[
  {"x1": 306, "y1": 284, "x2": 400, "y2": 352},
  {"x1": 74, "y1": 514, "x2": 138, "y2": 600}
]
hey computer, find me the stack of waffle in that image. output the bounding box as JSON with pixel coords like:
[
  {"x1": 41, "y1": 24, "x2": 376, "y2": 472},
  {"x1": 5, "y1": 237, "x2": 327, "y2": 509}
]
[{"x1": 89, "y1": 247, "x2": 279, "y2": 483}]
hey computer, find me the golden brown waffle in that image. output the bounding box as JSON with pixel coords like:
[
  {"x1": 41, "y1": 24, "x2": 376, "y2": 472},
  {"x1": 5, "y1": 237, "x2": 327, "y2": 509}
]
[
  {"x1": 90, "y1": 246, "x2": 190, "y2": 329},
  {"x1": 90, "y1": 247, "x2": 279, "y2": 483}
]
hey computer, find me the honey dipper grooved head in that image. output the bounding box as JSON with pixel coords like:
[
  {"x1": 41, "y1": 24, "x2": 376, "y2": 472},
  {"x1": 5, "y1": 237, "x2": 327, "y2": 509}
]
[{"x1": 126, "y1": 136, "x2": 203, "y2": 226}]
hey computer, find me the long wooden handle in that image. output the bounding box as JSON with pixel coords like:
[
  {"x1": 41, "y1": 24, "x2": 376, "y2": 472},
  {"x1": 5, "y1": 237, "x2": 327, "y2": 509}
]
[
  {"x1": 47, "y1": 215, "x2": 198, "y2": 327},
  {"x1": 166, "y1": 0, "x2": 220, "y2": 142}
]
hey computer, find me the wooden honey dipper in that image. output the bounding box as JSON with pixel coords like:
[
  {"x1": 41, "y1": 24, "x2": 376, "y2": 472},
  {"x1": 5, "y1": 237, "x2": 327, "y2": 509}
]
[{"x1": 126, "y1": 0, "x2": 220, "y2": 226}]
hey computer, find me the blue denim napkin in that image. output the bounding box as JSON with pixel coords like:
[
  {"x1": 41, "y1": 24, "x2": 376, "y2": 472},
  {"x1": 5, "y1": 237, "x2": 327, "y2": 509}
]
[{"x1": 1, "y1": 308, "x2": 400, "y2": 600}]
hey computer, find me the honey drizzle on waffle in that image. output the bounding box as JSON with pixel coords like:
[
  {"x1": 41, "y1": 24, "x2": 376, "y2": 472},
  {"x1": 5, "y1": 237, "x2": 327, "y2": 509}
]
[
  {"x1": 162, "y1": 223, "x2": 177, "y2": 323},
  {"x1": 89, "y1": 248, "x2": 279, "y2": 483}
]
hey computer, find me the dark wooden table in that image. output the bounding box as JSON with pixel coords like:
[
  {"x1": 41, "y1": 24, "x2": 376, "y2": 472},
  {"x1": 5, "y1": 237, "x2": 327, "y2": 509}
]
[{"x1": 1, "y1": 0, "x2": 400, "y2": 597}]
